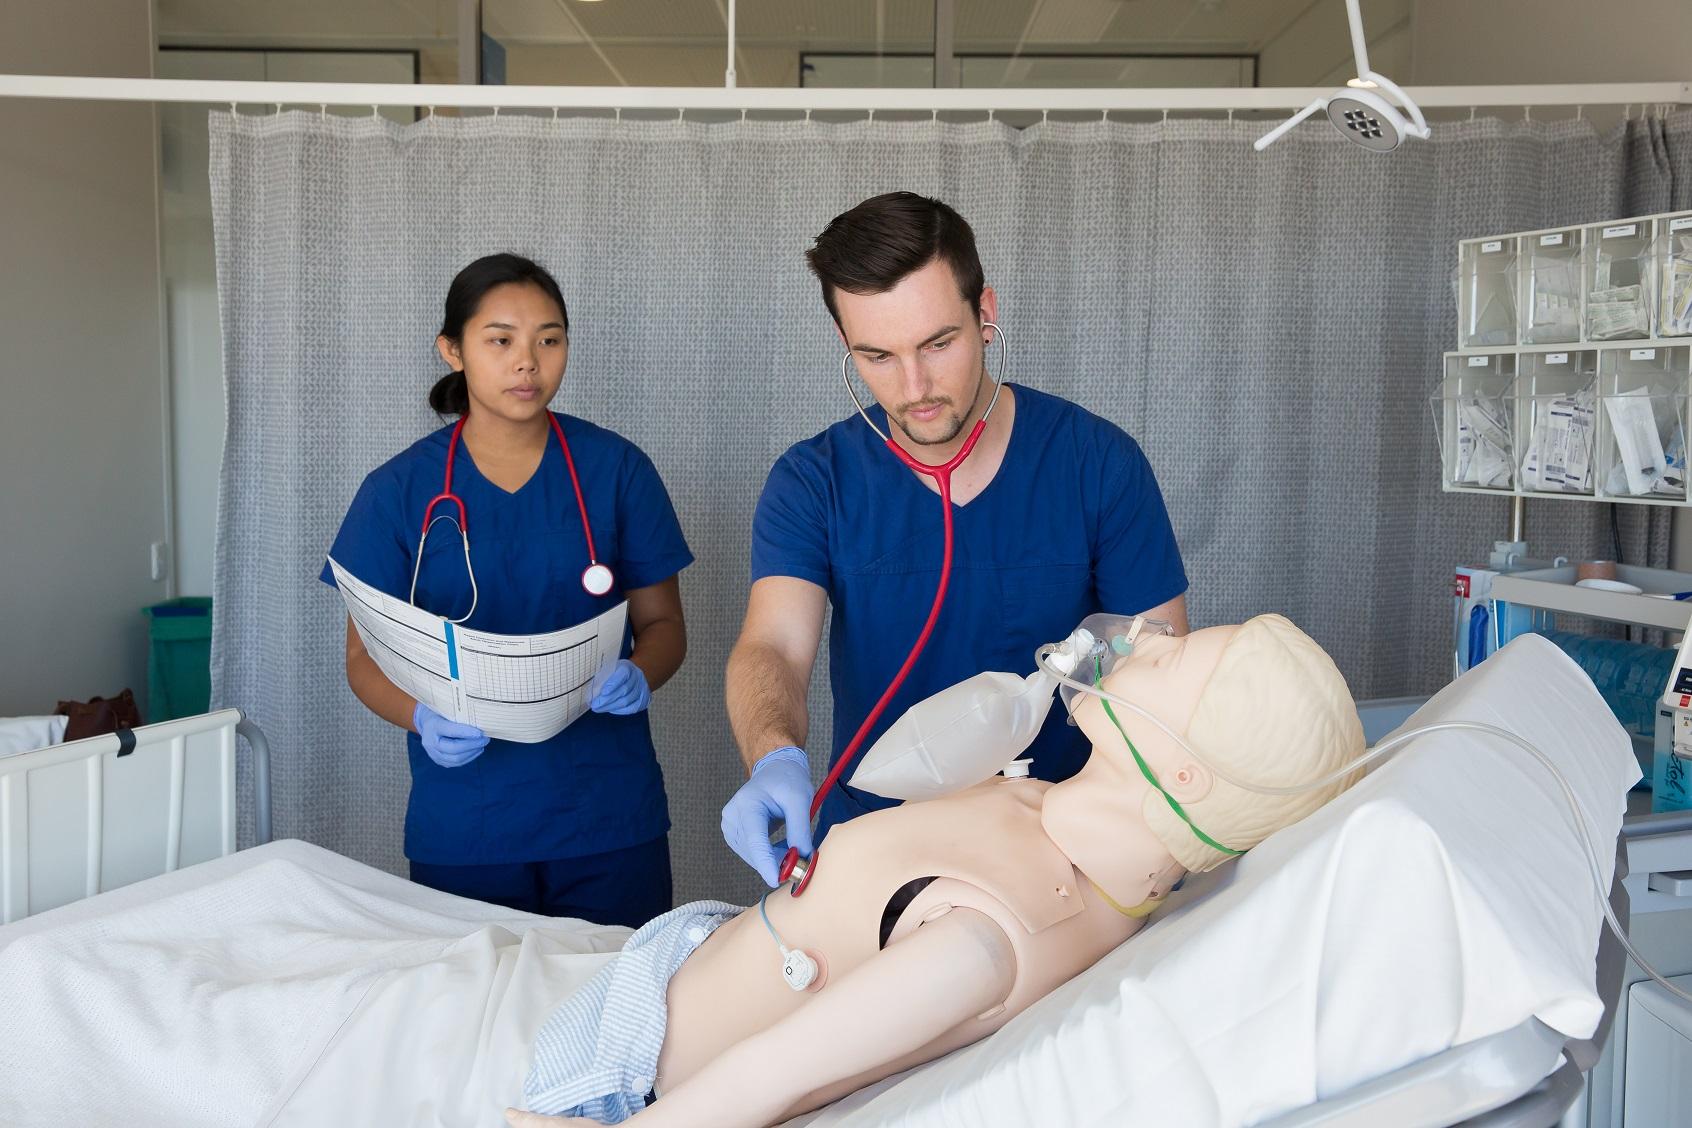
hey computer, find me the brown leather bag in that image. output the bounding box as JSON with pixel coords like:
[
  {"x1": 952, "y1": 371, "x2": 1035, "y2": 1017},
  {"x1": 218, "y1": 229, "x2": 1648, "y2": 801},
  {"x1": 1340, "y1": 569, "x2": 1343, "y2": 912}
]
[{"x1": 55, "y1": 689, "x2": 144, "y2": 742}]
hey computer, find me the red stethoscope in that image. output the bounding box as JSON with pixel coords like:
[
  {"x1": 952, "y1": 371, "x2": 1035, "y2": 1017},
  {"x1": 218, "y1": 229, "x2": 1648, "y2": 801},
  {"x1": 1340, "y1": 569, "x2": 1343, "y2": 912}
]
[
  {"x1": 779, "y1": 321, "x2": 1007, "y2": 895},
  {"x1": 411, "y1": 412, "x2": 614, "y2": 624}
]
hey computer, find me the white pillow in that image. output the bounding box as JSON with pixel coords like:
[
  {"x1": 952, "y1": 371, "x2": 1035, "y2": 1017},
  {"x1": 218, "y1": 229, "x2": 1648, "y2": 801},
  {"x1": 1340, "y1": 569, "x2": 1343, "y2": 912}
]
[{"x1": 0, "y1": 715, "x2": 68, "y2": 758}]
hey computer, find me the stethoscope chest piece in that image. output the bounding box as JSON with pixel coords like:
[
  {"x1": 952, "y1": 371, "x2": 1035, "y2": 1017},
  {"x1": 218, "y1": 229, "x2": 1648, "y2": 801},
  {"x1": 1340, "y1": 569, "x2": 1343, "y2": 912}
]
[
  {"x1": 780, "y1": 847, "x2": 818, "y2": 896},
  {"x1": 582, "y1": 562, "x2": 615, "y2": 597}
]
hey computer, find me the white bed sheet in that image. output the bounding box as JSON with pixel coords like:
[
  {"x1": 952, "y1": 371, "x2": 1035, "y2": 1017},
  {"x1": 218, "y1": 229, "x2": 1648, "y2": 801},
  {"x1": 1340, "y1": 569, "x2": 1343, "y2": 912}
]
[
  {"x1": 0, "y1": 839, "x2": 630, "y2": 1127},
  {"x1": 0, "y1": 635, "x2": 1638, "y2": 1128}
]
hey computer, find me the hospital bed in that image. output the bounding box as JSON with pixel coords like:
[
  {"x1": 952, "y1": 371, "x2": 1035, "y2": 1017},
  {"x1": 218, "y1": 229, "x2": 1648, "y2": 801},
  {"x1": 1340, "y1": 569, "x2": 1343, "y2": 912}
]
[
  {"x1": 0, "y1": 640, "x2": 1664, "y2": 1127},
  {"x1": 0, "y1": 707, "x2": 271, "y2": 923}
]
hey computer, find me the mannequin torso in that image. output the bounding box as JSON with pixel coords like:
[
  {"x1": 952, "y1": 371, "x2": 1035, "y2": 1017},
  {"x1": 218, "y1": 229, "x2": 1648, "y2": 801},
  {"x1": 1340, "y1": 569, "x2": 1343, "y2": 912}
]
[{"x1": 660, "y1": 776, "x2": 1140, "y2": 1118}]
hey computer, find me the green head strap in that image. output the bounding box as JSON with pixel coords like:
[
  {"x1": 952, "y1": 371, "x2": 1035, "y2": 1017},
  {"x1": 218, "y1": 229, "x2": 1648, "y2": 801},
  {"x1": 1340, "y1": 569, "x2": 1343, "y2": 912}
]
[{"x1": 1094, "y1": 656, "x2": 1244, "y2": 858}]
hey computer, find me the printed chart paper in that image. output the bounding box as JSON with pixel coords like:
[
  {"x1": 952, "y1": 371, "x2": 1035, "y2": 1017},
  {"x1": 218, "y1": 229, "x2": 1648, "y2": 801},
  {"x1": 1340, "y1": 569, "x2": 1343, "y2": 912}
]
[{"x1": 329, "y1": 557, "x2": 625, "y2": 743}]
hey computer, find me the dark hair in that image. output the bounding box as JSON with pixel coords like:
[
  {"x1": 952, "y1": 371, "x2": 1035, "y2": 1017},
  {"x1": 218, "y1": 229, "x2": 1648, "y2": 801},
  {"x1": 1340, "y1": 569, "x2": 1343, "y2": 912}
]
[
  {"x1": 805, "y1": 192, "x2": 985, "y2": 326},
  {"x1": 428, "y1": 253, "x2": 570, "y2": 416}
]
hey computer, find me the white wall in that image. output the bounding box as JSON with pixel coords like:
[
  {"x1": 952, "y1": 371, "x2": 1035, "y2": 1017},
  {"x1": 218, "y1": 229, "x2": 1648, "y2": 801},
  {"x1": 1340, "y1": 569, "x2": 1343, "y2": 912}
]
[
  {"x1": 1259, "y1": 0, "x2": 1414, "y2": 88},
  {"x1": 0, "y1": 1, "x2": 170, "y2": 716},
  {"x1": 156, "y1": 49, "x2": 416, "y2": 600},
  {"x1": 1412, "y1": 0, "x2": 1692, "y2": 85}
]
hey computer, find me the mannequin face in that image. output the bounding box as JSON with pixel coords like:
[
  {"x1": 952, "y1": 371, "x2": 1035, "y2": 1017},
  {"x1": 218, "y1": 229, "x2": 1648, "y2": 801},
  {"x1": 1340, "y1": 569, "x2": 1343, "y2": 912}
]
[{"x1": 1041, "y1": 625, "x2": 1240, "y2": 902}]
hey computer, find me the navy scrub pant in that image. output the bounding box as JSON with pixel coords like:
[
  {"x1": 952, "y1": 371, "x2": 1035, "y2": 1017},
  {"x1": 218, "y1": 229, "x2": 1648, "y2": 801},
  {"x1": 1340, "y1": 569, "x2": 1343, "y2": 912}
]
[{"x1": 410, "y1": 835, "x2": 673, "y2": 928}]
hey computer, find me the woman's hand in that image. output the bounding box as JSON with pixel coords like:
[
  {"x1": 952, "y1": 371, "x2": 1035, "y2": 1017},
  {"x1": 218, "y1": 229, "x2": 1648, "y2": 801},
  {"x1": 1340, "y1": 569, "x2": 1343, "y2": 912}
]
[
  {"x1": 589, "y1": 659, "x2": 652, "y2": 715},
  {"x1": 413, "y1": 701, "x2": 490, "y2": 767}
]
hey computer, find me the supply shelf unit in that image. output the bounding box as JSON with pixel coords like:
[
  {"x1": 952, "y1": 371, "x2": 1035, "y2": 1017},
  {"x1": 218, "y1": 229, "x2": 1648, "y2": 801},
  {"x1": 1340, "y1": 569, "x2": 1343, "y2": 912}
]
[{"x1": 1437, "y1": 210, "x2": 1692, "y2": 507}]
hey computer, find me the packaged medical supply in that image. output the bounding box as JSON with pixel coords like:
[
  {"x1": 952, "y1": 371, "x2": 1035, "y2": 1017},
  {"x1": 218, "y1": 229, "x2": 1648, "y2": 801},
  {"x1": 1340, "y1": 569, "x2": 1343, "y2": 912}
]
[
  {"x1": 1660, "y1": 234, "x2": 1692, "y2": 337},
  {"x1": 1590, "y1": 285, "x2": 1651, "y2": 340},
  {"x1": 1604, "y1": 393, "x2": 1680, "y2": 496},
  {"x1": 1455, "y1": 395, "x2": 1512, "y2": 488},
  {"x1": 1589, "y1": 242, "x2": 1652, "y2": 340},
  {"x1": 1520, "y1": 383, "x2": 1596, "y2": 493},
  {"x1": 1524, "y1": 235, "x2": 1582, "y2": 344}
]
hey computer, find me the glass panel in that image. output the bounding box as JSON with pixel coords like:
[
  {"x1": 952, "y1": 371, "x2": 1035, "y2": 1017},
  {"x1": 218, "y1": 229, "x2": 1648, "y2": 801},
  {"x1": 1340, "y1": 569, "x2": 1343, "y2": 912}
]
[
  {"x1": 157, "y1": 1, "x2": 454, "y2": 84},
  {"x1": 484, "y1": 0, "x2": 933, "y2": 89},
  {"x1": 955, "y1": 0, "x2": 1255, "y2": 89}
]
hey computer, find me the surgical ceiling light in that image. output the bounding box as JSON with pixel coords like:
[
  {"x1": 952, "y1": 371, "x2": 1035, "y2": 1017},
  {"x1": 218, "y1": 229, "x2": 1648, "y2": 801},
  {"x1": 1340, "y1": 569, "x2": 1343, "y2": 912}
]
[{"x1": 1254, "y1": 0, "x2": 1430, "y2": 153}]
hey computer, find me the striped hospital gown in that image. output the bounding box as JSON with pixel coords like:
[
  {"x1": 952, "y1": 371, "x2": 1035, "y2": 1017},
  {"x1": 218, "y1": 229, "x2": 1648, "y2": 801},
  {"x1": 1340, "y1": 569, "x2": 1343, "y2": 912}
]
[{"x1": 523, "y1": 900, "x2": 743, "y2": 1123}]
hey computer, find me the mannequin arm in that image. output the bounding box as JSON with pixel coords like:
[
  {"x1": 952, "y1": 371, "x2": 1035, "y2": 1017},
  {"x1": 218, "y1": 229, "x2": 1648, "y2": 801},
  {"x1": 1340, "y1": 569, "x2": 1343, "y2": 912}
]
[{"x1": 505, "y1": 907, "x2": 1015, "y2": 1128}]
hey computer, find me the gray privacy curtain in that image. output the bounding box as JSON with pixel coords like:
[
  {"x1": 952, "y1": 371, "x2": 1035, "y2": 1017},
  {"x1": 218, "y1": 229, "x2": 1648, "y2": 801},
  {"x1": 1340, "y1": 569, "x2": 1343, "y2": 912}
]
[{"x1": 210, "y1": 109, "x2": 1692, "y2": 905}]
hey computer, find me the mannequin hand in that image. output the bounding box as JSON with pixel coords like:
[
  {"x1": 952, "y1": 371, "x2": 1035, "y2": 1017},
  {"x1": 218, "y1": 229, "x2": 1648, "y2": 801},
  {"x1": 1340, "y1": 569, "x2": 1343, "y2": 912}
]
[
  {"x1": 504, "y1": 1110, "x2": 596, "y2": 1127},
  {"x1": 721, "y1": 746, "x2": 814, "y2": 887},
  {"x1": 590, "y1": 659, "x2": 652, "y2": 715},
  {"x1": 412, "y1": 702, "x2": 489, "y2": 768}
]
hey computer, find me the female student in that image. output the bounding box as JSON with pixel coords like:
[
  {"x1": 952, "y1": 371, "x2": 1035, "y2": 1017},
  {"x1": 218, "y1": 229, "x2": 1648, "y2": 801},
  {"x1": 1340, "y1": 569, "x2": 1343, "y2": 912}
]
[{"x1": 322, "y1": 253, "x2": 692, "y2": 926}]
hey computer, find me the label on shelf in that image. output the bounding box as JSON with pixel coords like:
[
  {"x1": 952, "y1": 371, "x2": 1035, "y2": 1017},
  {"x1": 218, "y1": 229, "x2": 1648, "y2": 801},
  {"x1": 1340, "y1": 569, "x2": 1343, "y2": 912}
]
[
  {"x1": 1603, "y1": 223, "x2": 1638, "y2": 239},
  {"x1": 1672, "y1": 217, "x2": 1692, "y2": 232},
  {"x1": 1548, "y1": 353, "x2": 1569, "y2": 364},
  {"x1": 1631, "y1": 348, "x2": 1658, "y2": 360},
  {"x1": 1540, "y1": 233, "x2": 1566, "y2": 247},
  {"x1": 1481, "y1": 240, "x2": 1504, "y2": 253},
  {"x1": 1468, "y1": 355, "x2": 1491, "y2": 367}
]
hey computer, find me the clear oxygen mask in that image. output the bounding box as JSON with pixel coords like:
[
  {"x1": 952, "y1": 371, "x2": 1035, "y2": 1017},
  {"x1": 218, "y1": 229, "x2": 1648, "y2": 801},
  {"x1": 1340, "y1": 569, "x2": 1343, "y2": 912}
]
[{"x1": 1056, "y1": 614, "x2": 1176, "y2": 722}]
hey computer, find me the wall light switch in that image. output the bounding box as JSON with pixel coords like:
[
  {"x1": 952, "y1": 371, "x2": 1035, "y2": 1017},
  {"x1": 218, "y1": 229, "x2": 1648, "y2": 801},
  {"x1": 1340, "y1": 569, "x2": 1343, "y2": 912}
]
[{"x1": 150, "y1": 541, "x2": 170, "y2": 582}]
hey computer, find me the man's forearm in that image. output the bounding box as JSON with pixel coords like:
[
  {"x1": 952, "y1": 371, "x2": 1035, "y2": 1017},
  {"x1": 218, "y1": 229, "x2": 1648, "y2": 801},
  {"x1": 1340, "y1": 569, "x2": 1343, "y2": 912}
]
[{"x1": 725, "y1": 641, "x2": 810, "y2": 773}]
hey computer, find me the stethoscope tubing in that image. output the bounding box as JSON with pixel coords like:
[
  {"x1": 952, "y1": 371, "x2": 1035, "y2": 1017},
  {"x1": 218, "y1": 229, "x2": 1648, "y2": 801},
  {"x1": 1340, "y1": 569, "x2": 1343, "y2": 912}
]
[{"x1": 412, "y1": 411, "x2": 613, "y2": 622}]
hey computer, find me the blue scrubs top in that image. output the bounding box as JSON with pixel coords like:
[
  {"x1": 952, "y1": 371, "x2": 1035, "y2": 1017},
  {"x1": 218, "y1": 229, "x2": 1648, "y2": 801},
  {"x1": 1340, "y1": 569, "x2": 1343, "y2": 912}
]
[
  {"x1": 321, "y1": 412, "x2": 693, "y2": 865},
  {"x1": 751, "y1": 384, "x2": 1187, "y2": 841}
]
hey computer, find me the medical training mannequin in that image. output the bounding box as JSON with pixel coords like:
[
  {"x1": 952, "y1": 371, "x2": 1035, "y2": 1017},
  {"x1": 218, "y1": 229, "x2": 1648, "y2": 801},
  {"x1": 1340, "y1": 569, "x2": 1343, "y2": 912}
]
[{"x1": 509, "y1": 614, "x2": 1364, "y2": 1128}]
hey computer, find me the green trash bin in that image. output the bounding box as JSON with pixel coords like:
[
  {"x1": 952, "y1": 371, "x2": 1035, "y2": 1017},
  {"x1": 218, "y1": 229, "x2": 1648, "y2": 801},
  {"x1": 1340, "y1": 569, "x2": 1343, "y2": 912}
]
[{"x1": 143, "y1": 597, "x2": 213, "y2": 721}]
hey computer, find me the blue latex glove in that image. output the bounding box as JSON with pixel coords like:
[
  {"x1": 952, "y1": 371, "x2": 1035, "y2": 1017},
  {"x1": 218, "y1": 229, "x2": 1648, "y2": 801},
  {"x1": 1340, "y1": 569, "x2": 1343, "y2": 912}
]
[
  {"x1": 412, "y1": 701, "x2": 489, "y2": 768},
  {"x1": 720, "y1": 745, "x2": 815, "y2": 887},
  {"x1": 590, "y1": 659, "x2": 652, "y2": 715}
]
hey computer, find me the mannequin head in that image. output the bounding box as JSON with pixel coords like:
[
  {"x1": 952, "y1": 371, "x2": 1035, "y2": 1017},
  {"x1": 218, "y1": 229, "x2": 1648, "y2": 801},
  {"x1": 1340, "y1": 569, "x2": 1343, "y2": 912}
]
[{"x1": 1043, "y1": 615, "x2": 1364, "y2": 906}]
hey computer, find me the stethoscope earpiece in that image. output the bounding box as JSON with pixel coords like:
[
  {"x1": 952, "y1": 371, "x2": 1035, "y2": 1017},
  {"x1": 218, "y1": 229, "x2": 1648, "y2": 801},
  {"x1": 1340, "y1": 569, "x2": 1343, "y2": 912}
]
[{"x1": 838, "y1": 321, "x2": 1009, "y2": 448}]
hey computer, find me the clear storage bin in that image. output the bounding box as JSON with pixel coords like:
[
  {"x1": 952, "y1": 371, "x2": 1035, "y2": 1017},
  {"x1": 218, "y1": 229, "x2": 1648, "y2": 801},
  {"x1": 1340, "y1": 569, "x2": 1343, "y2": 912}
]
[
  {"x1": 1597, "y1": 346, "x2": 1690, "y2": 500},
  {"x1": 1518, "y1": 350, "x2": 1598, "y2": 494},
  {"x1": 1656, "y1": 213, "x2": 1692, "y2": 338},
  {"x1": 1455, "y1": 238, "x2": 1518, "y2": 348},
  {"x1": 1434, "y1": 353, "x2": 1516, "y2": 490},
  {"x1": 1521, "y1": 229, "x2": 1583, "y2": 345},
  {"x1": 1586, "y1": 220, "x2": 1654, "y2": 341}
]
